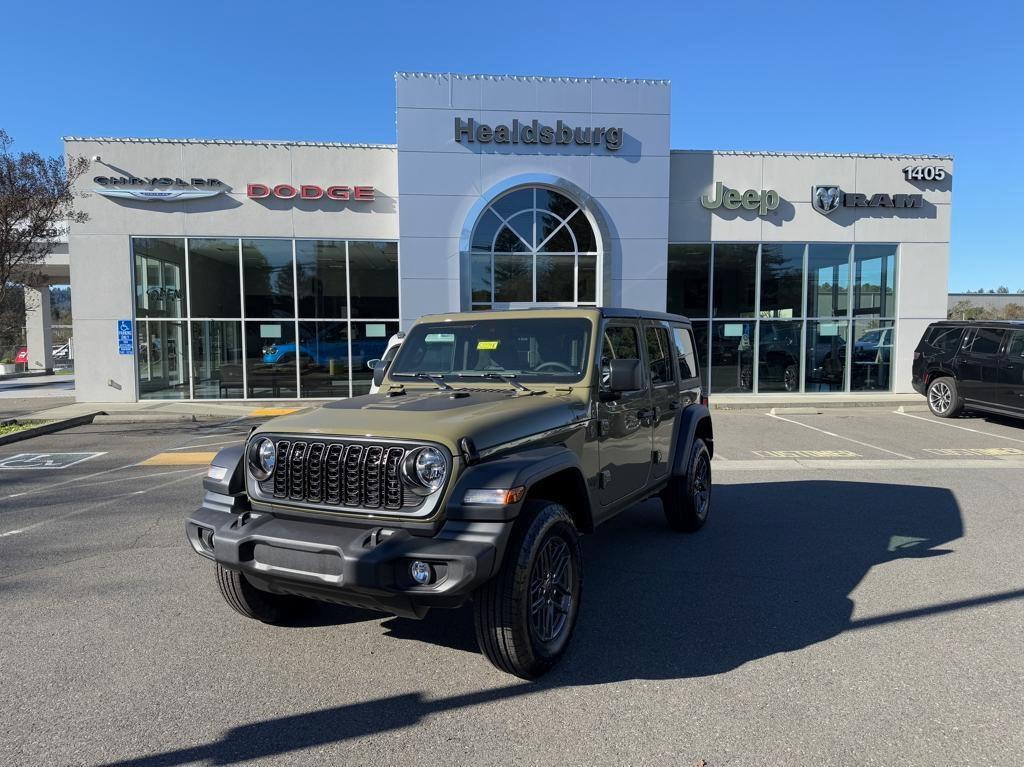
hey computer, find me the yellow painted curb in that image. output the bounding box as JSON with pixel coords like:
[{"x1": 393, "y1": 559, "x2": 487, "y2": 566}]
[
  {"x1": 139, "y1": 452, "x2": 218, "y2": 466},
  {"x1": 249, "y1": 407, "x2": 300, "y2": 416}
]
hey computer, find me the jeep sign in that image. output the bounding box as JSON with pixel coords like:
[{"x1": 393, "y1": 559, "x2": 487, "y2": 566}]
[{"x1": 701, "y1": 181, "x2": 780, "y2": 216}]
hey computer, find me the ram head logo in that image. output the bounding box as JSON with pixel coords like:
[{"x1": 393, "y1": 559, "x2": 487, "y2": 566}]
[{"x1": 812, "y1": 185, "x2": 843, "y2": 216}]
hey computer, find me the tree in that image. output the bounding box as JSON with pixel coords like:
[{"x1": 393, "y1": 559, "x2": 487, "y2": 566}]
[
  {"x1": 0, "y1": 129, "x2": 88, "y2": 326},
  {"x1": 997, "y1": 286, "x2": 1010, "y2": 294}
]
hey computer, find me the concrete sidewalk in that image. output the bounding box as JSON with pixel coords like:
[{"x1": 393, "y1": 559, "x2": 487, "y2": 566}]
[
  {"x1": 18, "y1": 391, "x2": 927, "y2": 424},
  {"x1": 19, "y1": 398, "x2": 323, "y2": 423},
  {"x1": 709, "y1": 392, "x2": 924, "y2": 410}
]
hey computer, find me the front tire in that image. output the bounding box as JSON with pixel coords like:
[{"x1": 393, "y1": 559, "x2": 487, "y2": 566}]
[
  {"x1": 215, "y1": 564, "x2": 306, "y2": 624},
  {"x1": 927, "y1": 376, "x2": 962, "y2": 418},
  {"x1": 661, "y1": 438, "x2": 712, "y2": 532},
  {"x1": 473, "y1": 500, "x2": 582, "y2": 679}
]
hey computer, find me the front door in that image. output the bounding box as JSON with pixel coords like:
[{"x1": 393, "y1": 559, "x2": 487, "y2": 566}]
[
  {"x1": 643, "y1": 321, "x2": 678, "y2": 480},
  {"x1": 596, "y1": 321, "x2": 652, "y2": 513},
  {"x1": 996, "y1": 330, "x2": 1024, "y2": 413},
  {"x1": 956, "y1": 327, "x2": 1006, "y2": 405}
]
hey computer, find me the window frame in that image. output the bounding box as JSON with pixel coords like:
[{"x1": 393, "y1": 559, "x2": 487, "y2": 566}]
[
  {"x1": 469, "y1": 186, "x2": 600, "y2": 310},
  {"x1": 131, "y1": 235, "x2": 400, "y2": 400}
]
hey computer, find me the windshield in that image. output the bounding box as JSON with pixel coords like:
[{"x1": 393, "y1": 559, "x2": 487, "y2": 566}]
[{"x1": 390, "y1": 318, "x2": 593, "y2": 384}]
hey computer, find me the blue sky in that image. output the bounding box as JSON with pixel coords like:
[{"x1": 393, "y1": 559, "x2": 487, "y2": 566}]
[{"x1": 4, "y1": 1, "x2": 1020, "y2": 291}]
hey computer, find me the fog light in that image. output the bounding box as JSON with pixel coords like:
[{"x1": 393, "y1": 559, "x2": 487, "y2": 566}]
[{"x1": 409, "y1": 560, "x2": 432, "y2": 585}]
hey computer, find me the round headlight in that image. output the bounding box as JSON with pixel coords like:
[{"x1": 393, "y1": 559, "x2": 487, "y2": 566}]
[
  {"x1": 403, "y1": 447, "x2": 447, "y2": 494},
  {"x1": 248, "y1": 437, "x2": 277, "y2": 481}
]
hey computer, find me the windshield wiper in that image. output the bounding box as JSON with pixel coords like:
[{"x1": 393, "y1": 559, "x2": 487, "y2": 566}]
[
  {"x1": 460, "y1": 372, "x2": 530, "y2": 392},
  {"x1": 399, "y1": 372, "x2": 452, "y2": 390}
]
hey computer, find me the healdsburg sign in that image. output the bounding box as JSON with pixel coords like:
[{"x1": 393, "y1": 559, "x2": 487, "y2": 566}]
[{"x1": 455, "y1": 117, "x2": 623, "y2": 151}]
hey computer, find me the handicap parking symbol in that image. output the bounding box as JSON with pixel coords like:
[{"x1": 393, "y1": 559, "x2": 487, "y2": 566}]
[{"x1": 0, "y1": 452, "x2": 106, "y2": 470}]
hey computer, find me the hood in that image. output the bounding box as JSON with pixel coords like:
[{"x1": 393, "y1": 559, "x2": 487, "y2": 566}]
[{"x1": 254, "y1": 386, "x2": 591, "y2": 453}]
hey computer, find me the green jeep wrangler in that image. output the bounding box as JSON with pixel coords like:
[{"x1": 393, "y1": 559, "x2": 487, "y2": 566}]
[{"x1": 187, "y1": 308, "x2": 714, "y2": 678}]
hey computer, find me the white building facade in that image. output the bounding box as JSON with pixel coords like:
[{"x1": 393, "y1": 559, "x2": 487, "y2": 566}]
[{"x1": 64, "y1": 72, "x2": 951, "y2": 402}]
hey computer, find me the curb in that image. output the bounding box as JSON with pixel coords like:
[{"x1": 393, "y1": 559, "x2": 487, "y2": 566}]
[
  {"x1": 712, "y1": 399, "x2": 923, "y2": 411},
  {"x1": 92, "y1": 413, "x2": 198, "y2": 424},
  {"x1": 0, "y1": 413, "x2": 100, "y2": 446}
]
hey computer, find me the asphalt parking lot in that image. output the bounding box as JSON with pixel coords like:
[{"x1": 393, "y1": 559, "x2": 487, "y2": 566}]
[{"x1": 1, "y1": 407, "x2": 1023, "y2": 766}]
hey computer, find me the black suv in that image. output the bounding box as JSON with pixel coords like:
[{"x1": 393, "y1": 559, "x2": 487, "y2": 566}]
[{"x1": 912, "y1": 321, "x2": 1024, "y2": 420}]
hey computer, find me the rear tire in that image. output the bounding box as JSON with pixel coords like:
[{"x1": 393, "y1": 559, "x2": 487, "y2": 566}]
[
  {"x1": 215, "y1": 564, "x2": 306, "y2": 624},
  {"x1": 473, "y1": 500, "x2": 582, "y2": 679},
  {"x1": 661, "y1": 438, "x2": 712, "y2": 532},
  {"x1": 927, "y1": 376, "x2": 962, "y2": 418},
  {"x1": 784, "y1": 364, "x2": 799, "y2": 392}
]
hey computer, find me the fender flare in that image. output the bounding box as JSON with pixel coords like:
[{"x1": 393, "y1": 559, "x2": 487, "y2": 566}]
[
  {"x1": 445, "y1": 444, "x2": 591, "y2": 524},
  {"x1": 670, "y1": 404, "x2": 714, "y2": 477}
]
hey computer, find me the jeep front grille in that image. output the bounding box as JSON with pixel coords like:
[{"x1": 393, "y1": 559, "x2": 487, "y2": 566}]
[{"x1": 269, "y1": 439, "x2": 417, "y2": 511}]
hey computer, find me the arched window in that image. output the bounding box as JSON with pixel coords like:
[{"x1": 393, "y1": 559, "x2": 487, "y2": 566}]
[{"x1": 469, "y1": 187, "x2": 599, "y2": 309}]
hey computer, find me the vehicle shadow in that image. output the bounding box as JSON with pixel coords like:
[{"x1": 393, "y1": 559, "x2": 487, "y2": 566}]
[
  {"x1": 955, "y1": 411, "x2": 1024, "y2": 430},
  {"x1": 98, "y1": 479, "x2": 975, "y2": 767}
]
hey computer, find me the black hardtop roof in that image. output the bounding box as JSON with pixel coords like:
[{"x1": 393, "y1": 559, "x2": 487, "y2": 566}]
[
  {"x1": 931, "y1": 319, "x2": 1024, "y2": 327},
  {"x1": 598, "y1": 307, "x2": 690, "y2": 323},
  {"x1": 447, "y1": 306, "x2": 691, "y2": 323}
]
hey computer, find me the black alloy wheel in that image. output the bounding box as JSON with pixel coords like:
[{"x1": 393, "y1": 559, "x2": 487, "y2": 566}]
[{"x1": 528, "y1": 535, "x2": 575, "y2": 644}]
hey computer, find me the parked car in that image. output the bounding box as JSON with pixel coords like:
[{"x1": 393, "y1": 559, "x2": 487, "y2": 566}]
[
  {"x1": 262, "y1": 333, "x2": 388, "y2": 369},
  {"x1": 913, "y1": 320, "x2": 1024, "y2": 420},
  {"x1": 187, "y1": 308, "x2": 714, "y2": 678},
  {"x1": 366, "y1": 332, "x2": 405, "y2": 394}
]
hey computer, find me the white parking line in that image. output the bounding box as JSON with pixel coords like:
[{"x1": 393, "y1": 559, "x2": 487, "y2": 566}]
[
  {"x1": 167, "y1": 438, "x2": 245, "y2": 452},
  {"x1": 767, "y1": 412, "x2": 916, "y2": 460},
  {"x1": 894, "y1": 410, "x2": 1024, "y2": 445},
  {"x1": 0, "y1": 470, "x2": 206, "y2": 539}
]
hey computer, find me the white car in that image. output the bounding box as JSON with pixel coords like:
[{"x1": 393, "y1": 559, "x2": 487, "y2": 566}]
[{"x1": 367, "y1": 332, "x2": 405, "y2": 394}]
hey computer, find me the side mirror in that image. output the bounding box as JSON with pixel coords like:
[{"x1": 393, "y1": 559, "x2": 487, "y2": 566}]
[
  {"x1": 607, "y1": 358, "x2": 643, "y2": 392},
  {"x1": 372, "y1": 364, "x2": 387, "y2": 387},
  {"x1": 366, "y1": 358, "x2": 382, "y2": 370}
]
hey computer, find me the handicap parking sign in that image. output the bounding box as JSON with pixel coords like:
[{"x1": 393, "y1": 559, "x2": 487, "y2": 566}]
[{"x1": 117, "y1": 319, "x2": 134, "y2": 355}]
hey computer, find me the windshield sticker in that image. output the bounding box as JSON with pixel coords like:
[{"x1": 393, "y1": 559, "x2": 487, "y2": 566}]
[
  {"x1": 477, "y1": 340, "x2": 499, "y2": 350},
  {"x1": 425, "y1": 333, "x2": 455, "y2": 343}
]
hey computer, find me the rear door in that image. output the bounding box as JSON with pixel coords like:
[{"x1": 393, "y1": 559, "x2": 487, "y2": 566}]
[
  {"x1": 956, "y1": 327, "x2": 1006, "y2": 405},
  {"x1": 643, "y1": 321, "x2": 677, "y2": 480},
  {"x1": 996, "y1": 330, "x2": 1024, "y2": 413},
  {"x1": 596, "y1": 321, "x2": 653, "y2": 512}
]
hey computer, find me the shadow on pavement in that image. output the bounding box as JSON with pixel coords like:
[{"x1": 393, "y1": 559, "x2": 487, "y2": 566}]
[{"x1": 96, "y1": 479, "x2": 1021, "y2": 767}]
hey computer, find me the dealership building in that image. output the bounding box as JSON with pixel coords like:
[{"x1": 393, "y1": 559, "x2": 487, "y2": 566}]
[{"x1": 60, "y1": 71, "x2": 952, "y2": 403}]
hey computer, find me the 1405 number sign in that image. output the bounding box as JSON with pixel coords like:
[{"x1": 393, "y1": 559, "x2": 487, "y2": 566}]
[{"x1": 902, "y1": 165, "x2": 947, "y2": 181}]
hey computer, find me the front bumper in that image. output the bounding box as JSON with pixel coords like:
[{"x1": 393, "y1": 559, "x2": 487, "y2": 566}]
[{"x1": 186, "y1": 500, "x2": 512, "y2": 618}]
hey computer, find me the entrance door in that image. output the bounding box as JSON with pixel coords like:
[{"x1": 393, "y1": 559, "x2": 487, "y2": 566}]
[
  {"x1": 996, "y1": 330, "x2": 1024, "y2": 413},
  {"x1": 596, "y1": 321, "x2": 652, "y2": 514},
  {"x1": 956, "y1": 327, "x2": 1006, "y2": 405}
]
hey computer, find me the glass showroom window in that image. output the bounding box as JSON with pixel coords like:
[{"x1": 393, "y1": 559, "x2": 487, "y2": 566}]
[
  {"x1": 134, "y1": 238, "x2": 189, "y2": 399},
  {"x1": 665, "y1": 242, "x2": 897, "y2": 394},
  {"x1": 470, "y1": 187, "x2": 599, "y2": 309},
  {"x1": 133, "y1": 237, "x2": 399, "y2": 400}
]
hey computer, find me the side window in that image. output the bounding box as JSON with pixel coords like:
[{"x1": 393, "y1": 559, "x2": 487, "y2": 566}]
[
  {"x1": 1006, "y1": 331, "x2": 1024, "y2": 359},
  {"x1": 645, "y1": 325, "x2": 674, "y2": 385},
  {"x1": 968, "y1": 328, "x2": 1006, "y2": 356},
  {"x1": 601, "y1": 324, "x2": 641, "y2": 389},
  {"x1": 927, "y1": 326, "x2": 964, "y2": 353},
  {"x1": 670, "y1": 325, "x2": 699, "y2": 380}
]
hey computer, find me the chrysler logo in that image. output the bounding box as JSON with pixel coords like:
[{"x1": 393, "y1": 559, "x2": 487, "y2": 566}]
[
  {"x1": 96, "y1": 188, "x2": 222, "y2": 202},
  {"x1": 812, "y1": 185, "x2": 842, "y2": 216}
]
